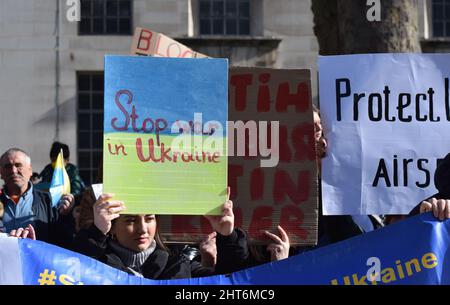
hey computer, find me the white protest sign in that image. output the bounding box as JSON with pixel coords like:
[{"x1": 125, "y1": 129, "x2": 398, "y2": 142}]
[{"x1": 319, "y1": 53, "x2": 450, "y2": 215}]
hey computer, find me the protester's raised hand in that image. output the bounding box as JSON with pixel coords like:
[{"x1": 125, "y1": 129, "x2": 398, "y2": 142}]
[
  {"x1": 9, "y1": 224, "x2": 36, "y2": 240},
  {"x1": 420, "y1": 198, "x2": 450, "y2": 220},
  {"x1": 93, "y1": 193, "x2": 125, "y2": 235},
  {"x1": 199, "y1": 232, "x2": 217, "y2": 268},
  {"x1": 58, "y1": 193, "x2": 75, "y2": 216},
  {"x1": 264, "y1": 225, "x2": 290, "y2": 261},
  {"x1": 204, "y1": 187, "x2": 234, "y2": 236}
]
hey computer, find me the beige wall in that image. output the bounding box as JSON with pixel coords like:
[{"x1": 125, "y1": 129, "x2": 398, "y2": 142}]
[
  {"x1": 263, "y1": 0, "x2": 318, "y2": 100},
  {"x1": 0, "y1": 0, "x2": 319, "y2": 174}
]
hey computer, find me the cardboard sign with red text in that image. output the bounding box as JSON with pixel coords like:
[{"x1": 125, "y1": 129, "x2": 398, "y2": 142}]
[
  {"x1": 128, "y1": 31, "x2": 317, "y2": 245},
  {"x1": 130, "y1": 27, "x2": 208, "y2": 58},
  {"x1": 157, "y1": 68, "x2": 318, "y2": 245}
]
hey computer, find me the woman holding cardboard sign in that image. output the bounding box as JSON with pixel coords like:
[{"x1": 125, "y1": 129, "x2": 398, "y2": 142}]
[{"x1": 71, "y1": 188, "x2": 249, "y2": 279}]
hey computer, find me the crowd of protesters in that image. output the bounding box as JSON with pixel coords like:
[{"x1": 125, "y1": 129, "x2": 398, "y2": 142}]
[{"x1": 1, "y1": 107, "x2": 450, "y2": 280}]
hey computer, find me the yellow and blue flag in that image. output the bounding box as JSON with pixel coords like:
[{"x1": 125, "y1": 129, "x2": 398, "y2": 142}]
[{"x1": 49, "y1": 149, "x2": 71, "y2": 207}]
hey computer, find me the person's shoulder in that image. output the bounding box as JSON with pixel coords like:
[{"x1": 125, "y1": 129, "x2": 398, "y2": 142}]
[
  {"x1": 33, "y1": 187, "x2": 50, "y2": 196},
  {"x1": 30, "y1": 189, "x2": 54, "y2": 217},
  {"x1": 39, "y1": 164, "x2": 53, "y2": 175},
  {"x1": 38, "y1": 164, "x2": 53, "y2": 183},
  {"x1": 165, "y1": 247, "x2": 190, "y2": 268},
  {"x1": 66, "y1": 163, "x2": 80, "y2": 171},
  {"x1": 66, "y1": 163, "x2": 82, "y2": 177},
  {"x1": 160, "y1": 249, "x2": 194, "y2": 278},
  {"x1": 32, "y1": 188, "x2": 52, "y2": 204}
]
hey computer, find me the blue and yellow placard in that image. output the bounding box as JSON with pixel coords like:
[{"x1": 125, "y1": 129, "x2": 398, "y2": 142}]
[{"x1": 103, "y1": 56, "x2": 228, "y2": 215}]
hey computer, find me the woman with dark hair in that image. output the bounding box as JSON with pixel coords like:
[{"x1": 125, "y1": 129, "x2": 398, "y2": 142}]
[{"x1": 71, "y1": 192, "x2": 249, "y2": 279}]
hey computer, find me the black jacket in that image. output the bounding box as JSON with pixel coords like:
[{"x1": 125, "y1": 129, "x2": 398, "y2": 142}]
[
  {"x1": 321, "y1": 214, "x2": 383, "y2": 244},
  {"x1": 71, "y1": 224, "x2": 249, "y2": 280},
  {"x1": 0, "y1": 188, "x2": 75, "y2": 248},
  {"x1": 317, "y1": 181, "x2": 383, "y2": 245}
]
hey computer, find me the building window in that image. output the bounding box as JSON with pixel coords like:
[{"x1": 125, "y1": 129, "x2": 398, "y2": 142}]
[
  {"x1": 77, "y1": 72, "x2": 104, "y2": 185},
  {"x1": 432, "y1": 0, "x2": 450, "y2": 37},
  {"x1": 199, "y1": 0, "x2": 250, "y2": 35},
  {"x1": 79, "y1": 0, "x2": 132, "y2": 35}
]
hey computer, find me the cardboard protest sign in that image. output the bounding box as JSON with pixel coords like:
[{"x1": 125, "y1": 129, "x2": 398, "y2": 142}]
[
  {"x1": 228, "y1": 67, "x2": 317, "y2": 245},
  {"x1": 319, "y1": 53, "x2": 450, "y2": 215},
  {"x1": 130, "y1": 27, "x2": 208, "y2": 58},
  {"x1": 103, "y1": 55, "x2": 228, "y2": 215},
  {"x1": 158, "y1": 68, "x2": 318, "y2": 245},
  {"x1": 128, "y1": 32, "x2": 317, "y2": 244}
]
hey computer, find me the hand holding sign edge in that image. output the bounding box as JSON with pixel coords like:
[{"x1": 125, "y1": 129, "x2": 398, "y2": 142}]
[{"x1": 204, "y1": 187, "x2": 234, "y2": 236}]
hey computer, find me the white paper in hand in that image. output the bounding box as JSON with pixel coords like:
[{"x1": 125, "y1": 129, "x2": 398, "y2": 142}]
[{"x1": 91, "y1": 184, "x2": 103, "y2": 200}]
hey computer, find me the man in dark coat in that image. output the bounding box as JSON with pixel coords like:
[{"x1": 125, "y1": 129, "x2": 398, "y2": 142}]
[{"x1": 0, "y1": 148, "x2": 75, "y2": 248}]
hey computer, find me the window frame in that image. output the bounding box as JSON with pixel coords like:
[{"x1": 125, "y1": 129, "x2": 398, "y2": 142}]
[
  {"x1": 78, "y1": 0, "x2": 133, "y2": 36},
  {"x1": 198, "y1": 0, "x2": 251, "y2": 36},
  {"x1": 77, "y1": 72, "x2": 104, "y2": 185}
]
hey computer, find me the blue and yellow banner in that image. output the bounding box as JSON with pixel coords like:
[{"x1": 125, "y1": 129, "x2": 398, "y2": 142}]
[{"x1": 1, "y1": 213, "x2": 449, "y2": 285}]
